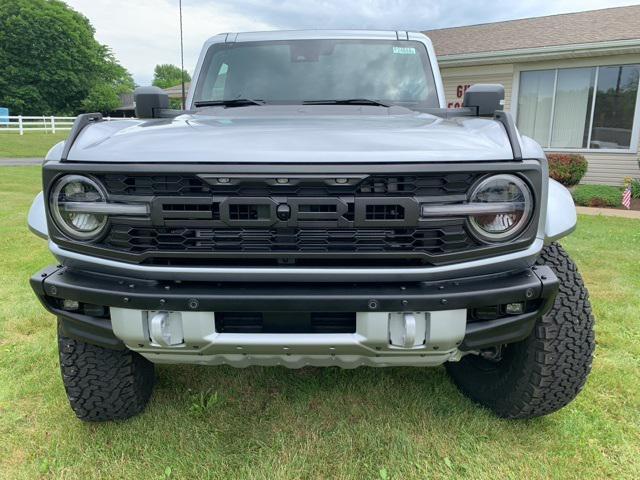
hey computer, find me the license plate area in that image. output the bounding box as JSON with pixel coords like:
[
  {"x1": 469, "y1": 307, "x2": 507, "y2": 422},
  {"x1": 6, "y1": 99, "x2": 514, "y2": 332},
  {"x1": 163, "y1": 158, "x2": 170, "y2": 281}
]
[{"x1": 215, "y1": 311, "x2": 356, "y2": 333}]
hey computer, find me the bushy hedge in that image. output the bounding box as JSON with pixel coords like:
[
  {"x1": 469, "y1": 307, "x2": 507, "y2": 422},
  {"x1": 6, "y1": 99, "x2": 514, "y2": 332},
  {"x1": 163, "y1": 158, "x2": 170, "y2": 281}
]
[
  {"x1": 547, "y1": 153, "x2": 588, "y2": 187},
  {"x1": 572, "y1": 184, "x2": 622, "y2": 208},
  {"x1": 630, "y1": 178, "x2": 640, "y2": 199}
]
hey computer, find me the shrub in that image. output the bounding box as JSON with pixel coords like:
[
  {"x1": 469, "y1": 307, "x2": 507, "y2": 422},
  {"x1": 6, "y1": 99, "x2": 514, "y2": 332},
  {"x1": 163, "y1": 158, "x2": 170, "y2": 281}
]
[
  {"x1": 572, "y1": 184, "x2": 622, "y2": 208},
  {"x1": 547, "y1": 153, "x2": 588, "y2": 187},
  {"x1": 630, "y1": 178, "x2": 640, "y2": 199}
]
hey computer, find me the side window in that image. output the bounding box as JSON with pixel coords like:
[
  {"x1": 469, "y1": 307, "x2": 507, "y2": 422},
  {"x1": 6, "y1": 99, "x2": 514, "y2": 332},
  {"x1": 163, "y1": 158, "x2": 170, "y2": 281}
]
[{"x1": 210, "y1": 63, "x2": 228, "y2": 100}]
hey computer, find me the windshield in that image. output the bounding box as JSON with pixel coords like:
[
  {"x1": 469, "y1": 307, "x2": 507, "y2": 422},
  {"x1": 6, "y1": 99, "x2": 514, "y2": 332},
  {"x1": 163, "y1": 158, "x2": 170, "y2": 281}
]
[{"x1": 192, "y1": 39, "x2": 439, "y2": 108}]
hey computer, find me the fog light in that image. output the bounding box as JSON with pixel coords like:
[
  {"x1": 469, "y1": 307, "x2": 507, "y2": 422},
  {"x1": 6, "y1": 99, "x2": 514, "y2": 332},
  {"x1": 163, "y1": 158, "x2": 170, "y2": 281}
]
[
  {"x1": 62, "y1": 299, "x2": 80, "y2": 311},
  {"x1": 505, "y1": 302, "x2": 524, "y2": 315}
]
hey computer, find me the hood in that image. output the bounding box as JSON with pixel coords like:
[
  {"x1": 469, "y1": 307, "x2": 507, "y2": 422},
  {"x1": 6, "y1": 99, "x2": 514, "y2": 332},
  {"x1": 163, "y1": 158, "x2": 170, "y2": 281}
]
[{"x1": 67, "y1": 105, "x2": 515, "y2": 163}]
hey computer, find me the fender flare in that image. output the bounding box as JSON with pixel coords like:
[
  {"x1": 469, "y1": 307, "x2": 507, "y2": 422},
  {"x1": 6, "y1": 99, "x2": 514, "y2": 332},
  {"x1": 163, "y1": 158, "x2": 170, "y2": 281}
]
[
  {"x1": 28, "y1": 192, "x2": 48, "y2": 240},
  {"x1": 544, "y1": 179, "x2": 576, "y2": 244},
  {"x1": 28, "y1": 140, "x2": 66, "y2": 241}
]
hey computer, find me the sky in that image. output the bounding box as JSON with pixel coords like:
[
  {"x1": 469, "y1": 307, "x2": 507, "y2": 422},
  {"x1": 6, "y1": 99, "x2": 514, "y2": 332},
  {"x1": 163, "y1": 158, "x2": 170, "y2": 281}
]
[{"x1": 64, "y1": 0, "x2": 640, "y2": 86}]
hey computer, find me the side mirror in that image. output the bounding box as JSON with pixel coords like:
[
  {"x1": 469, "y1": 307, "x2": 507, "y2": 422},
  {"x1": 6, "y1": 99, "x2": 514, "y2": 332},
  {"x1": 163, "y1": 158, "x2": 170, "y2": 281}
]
[
  {"x1": 134, "y1": 86, "x2": 170, "y2": 118},
  {"x1": 463, "y1": 84, "x2": 505, "y2": 117}
]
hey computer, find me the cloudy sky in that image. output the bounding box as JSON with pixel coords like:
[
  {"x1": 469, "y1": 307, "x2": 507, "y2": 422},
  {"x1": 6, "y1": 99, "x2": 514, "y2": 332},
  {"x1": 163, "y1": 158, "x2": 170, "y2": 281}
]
[{"x1": 64, "y1": 0, "x2": 639, "y2": 85}]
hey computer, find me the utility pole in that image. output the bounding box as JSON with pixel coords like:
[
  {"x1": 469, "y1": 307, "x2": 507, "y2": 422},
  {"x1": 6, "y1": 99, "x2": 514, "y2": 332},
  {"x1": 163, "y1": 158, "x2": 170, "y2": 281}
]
[{"x1": 179, "y1": 0, "x2": 186, "y2": 109}]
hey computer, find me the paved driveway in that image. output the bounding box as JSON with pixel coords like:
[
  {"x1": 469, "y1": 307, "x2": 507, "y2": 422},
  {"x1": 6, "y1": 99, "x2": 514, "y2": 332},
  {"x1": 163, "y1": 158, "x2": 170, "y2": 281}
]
[
  {"x1": 0, "y1": 158, "x2": 42, "y2": 166},
  {"x1": 576, "y1": 205, "x2": 640, "y2": 219}
]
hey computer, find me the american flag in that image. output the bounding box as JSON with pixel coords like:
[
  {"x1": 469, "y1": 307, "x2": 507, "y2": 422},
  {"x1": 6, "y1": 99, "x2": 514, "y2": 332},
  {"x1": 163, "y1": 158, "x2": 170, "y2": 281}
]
[{"x1": 622, "y1": 186, "x2": 632, "y2": 210}]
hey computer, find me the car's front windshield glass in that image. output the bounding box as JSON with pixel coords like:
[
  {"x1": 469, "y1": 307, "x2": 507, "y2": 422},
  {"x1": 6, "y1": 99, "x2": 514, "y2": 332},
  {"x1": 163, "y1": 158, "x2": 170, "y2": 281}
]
[{"x1": 192, "y1": 39, "x2": 439, "y2": 108}]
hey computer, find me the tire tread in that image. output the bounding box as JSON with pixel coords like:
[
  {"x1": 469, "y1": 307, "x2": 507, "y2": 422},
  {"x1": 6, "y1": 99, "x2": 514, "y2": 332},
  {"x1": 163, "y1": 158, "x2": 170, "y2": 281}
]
[
  {"x1": 446, "y1": 243, "x2": 595, "y2": 418},
  {"x1": 58, "y1": 322, "x2": 155, "y2": 421}
]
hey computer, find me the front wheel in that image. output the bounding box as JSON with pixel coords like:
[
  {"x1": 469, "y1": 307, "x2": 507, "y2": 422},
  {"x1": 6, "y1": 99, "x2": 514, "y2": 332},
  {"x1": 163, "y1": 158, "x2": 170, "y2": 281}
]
[
  {"x1": 58, "y1": 322, "x2": 155, "y2": 421},
  {"x1": 446, "y1": 243, "x2": 595, "y2": 419}
]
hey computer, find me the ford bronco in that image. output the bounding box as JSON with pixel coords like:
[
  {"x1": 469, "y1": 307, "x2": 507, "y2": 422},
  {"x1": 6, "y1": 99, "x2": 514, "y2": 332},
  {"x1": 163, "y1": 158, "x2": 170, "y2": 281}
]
[{"x1": 29, "y1": 30, "x2": 594, "y2": 421}]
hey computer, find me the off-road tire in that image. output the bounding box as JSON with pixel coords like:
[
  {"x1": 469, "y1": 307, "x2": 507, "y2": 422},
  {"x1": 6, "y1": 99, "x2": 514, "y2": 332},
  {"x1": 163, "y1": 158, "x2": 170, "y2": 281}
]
[
  {"x1": 58, "y1": 322, "x2": 155, "y2": 421},
  {"x1": 446, "y1": 243, "x2": 595, "y2": 419}
]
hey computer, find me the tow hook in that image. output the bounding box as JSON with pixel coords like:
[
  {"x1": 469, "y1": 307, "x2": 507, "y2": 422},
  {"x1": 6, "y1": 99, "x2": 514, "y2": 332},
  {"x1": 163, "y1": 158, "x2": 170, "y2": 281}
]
[{"x1": 149, "y1": 312, "x2": 184, "y2": 347}]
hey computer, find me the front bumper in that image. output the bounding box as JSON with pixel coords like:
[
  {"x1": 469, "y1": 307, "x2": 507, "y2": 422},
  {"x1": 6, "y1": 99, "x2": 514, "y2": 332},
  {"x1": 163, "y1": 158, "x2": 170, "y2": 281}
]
[
  {"x1": 49, "y1": 238, "x2": 546, "y2": 283},
  {"x1": 31, "y1": 265, "x2": 558, "y2": 367}
]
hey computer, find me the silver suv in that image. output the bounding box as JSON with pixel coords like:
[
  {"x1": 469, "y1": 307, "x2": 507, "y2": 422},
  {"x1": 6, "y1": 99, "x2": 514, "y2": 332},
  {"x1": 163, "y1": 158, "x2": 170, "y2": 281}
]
[{"x1": 29, "y1": 30, "x2": 594, "y2": 421}]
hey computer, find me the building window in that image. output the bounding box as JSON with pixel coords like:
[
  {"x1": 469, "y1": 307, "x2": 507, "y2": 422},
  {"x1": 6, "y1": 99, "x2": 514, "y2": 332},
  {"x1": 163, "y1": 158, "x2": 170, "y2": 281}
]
[
  {"x1": 517, "y1": 64, "x2": 640, "y2": 150},
  {"x1": 591, "y1": 65, "x2": 639, "y2": 150}
]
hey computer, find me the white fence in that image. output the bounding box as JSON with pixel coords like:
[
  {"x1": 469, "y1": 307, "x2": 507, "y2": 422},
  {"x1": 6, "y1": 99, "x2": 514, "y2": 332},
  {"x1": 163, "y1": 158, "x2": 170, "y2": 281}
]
[{"x1": 0, "y1": 115, "x2": 117, "y2": 135}]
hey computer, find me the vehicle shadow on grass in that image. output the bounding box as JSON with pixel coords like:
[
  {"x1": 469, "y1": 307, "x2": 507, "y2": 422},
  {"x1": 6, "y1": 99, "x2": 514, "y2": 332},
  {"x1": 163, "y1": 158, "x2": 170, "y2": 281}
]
[
  {"x1": 141, "y1": 363, "x2": 553, "y2": 439},
  {"x1": 57, "y1": 360, "x2": 563, "y2": 478}
]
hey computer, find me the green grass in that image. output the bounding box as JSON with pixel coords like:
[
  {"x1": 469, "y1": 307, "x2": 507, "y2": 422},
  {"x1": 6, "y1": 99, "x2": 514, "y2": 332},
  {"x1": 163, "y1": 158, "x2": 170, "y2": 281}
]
[
  {"x1": 1, "y1": 166, "x2": 639, "y2": 479},
  {"x1": 0, "y1": 132, "x2": 68, "y2": 158}
]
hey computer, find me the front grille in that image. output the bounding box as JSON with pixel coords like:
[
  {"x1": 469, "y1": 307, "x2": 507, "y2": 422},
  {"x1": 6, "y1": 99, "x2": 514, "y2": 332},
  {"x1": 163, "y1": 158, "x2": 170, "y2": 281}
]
[
  {"x1": 229, "y1": 204, "x2": 271, "y2": 221},
  {"x1": 99, "y1": 173, "x2": 477, "y2": 197},
  {"x1": 102, "y1": 175, "x2": 211, "y2": 196},
  {"x1": 46, "y1": 163, "x2": 542, "y2": 270},
  {"x1": 78, "y1": 170, "x2": 533, "y2": 267},
  {"x1": 106, "y1": 225, "x2": 474, "y2": 256},
  {"x1": 366, "y1": 204, "x2": 405, "y2": 220}
]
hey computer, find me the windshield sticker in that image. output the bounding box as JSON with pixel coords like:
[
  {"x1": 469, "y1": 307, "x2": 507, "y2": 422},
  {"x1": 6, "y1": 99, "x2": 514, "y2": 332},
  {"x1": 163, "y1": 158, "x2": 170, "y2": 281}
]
[{"x1": 392, "y1": 46, "x2": 416, "y2": 55}]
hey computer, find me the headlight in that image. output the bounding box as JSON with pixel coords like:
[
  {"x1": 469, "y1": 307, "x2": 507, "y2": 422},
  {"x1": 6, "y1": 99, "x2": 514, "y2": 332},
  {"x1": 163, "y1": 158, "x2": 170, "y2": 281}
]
[
  {"x1": 49, "y1": 175, "x2": 108, "y2": 241},
  {"x1": 467, "y1": 174, "x2": 533, "y2": 242}
]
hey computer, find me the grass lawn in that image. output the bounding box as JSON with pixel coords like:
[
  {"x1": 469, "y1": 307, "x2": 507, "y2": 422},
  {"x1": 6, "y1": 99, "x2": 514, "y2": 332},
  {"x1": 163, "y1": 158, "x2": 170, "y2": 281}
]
[
  {"x1": 1, "y1": 166, "x2": 639, "y2": 479},
  {"x1": 0, "y1": 132, "x2": 68, "y2": 158}
]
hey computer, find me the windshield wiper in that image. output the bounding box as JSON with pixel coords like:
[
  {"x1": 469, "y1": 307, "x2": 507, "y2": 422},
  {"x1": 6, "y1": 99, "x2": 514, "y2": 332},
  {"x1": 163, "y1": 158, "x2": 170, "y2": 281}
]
[
  {"x1": 194, "y1": 98, "x2": 266, "y2": 108},
  {"x1": 302, "y1": 98, "x2": 392, "y2": 107}
]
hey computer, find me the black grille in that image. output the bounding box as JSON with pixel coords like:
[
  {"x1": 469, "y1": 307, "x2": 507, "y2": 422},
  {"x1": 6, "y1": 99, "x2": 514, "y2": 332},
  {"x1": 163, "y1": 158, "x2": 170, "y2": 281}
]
[
  {"x1": 49, "y1": 166, "x2": 541, "y2": 268},
  {"x1": 229, "y1": 204, "x2": 270, "y2": 220},
  {"x1": 215, "y1": 311, "x2": 356, "y2": 333},
  {"x1": 88, "y1": 172, "x2": 497, "y2": 266},
  {"x1": 357, "y1": 175, "x2": 474, "y2": 195},
  {"x1": 99, "y1": 173, "x2": 477, "y2": 197},
  {"x1": 105, "y1": 225, "x2": 474, "y2": 256},
  {"x1": 366, "y1": 204, "x2": 404, "y2": 220},
  {"x1": 102, "y1": 175, "x2": 211, "y2": 196}
]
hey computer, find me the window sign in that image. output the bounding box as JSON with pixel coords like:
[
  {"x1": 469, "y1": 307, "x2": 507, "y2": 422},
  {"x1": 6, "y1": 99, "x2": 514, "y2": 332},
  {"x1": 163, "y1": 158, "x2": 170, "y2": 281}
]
[{"x1": 448, "y1": 84, "x2": 470, "y2": 108}]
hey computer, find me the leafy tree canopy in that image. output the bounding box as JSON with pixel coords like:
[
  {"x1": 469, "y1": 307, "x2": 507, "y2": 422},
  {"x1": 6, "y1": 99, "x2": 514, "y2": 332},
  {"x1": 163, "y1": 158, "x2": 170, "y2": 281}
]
[
  {"x1": 152, "y1": 64, "x2": 191, "y2": 90},
  {"x1": 0, "y1": 0, "x2": 134, "y2": 115}
]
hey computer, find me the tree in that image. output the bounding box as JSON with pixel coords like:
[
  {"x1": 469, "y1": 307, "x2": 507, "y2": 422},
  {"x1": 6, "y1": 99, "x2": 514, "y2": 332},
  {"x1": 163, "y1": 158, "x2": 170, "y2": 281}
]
[
  {"x1": 81, "y1": 48, "x2": 135, "y2": 112},
  {"x1": 0, "y1": 0, "x2": 134, "y2": 115},
  {"x1": 152, "y1": 64, "x2": 191, "y2": 90}
]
